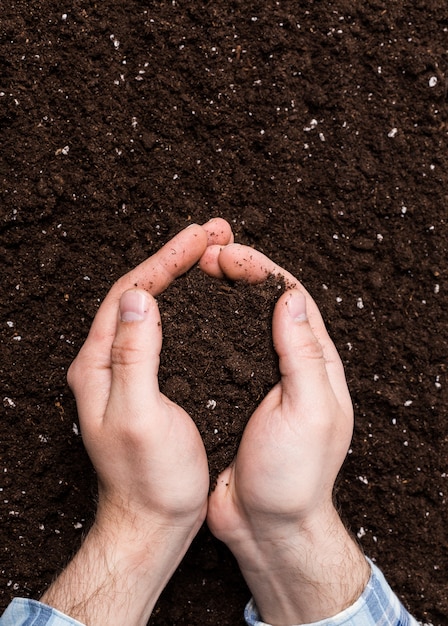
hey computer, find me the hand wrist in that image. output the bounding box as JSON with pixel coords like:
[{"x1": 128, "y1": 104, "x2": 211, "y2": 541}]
[
  {"x1": 41, "y1": 514, "x2": 202, "y2": 626},
  {"x1": 226, "y1": 506, "x2": 370, "y2": 625}
]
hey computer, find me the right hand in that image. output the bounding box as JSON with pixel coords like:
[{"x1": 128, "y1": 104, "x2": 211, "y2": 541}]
[{"x1": 202, "y1": 244, "x2": 370, "y2": 625}]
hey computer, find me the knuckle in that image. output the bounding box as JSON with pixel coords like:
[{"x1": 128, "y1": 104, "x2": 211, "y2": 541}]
[
  {"x1": 297, "y1": 334, "x2": 324, "y2": 360},
  {"x1": 111, "y1": 339, "x2": 143, "y2": 367}
]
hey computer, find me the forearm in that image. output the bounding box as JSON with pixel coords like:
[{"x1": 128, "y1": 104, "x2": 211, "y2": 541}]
[
  {"x1": 40, "y1": 520, "x2": 197, "y2": 626},
  {"x1": 231, "y1": 506, "x2": 370, "y2": 625}
]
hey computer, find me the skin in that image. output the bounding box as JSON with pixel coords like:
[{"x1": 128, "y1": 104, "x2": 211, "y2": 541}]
[
  {"x1": 40, "y1": 225, "x2": 370, "y2": 626},
  {"x1": 41, "y1": 219, "x2": 233, "y2": 626},
  {"x1": 202, "y1": 243, "x2": 370, "y2": 624}
]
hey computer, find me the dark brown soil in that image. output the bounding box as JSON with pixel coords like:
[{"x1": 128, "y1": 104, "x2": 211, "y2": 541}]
[
  {"x1": 159, "y1": 271, "x2": 285, "y2": 486},
  {"x1": 1, "y1": 1, "x2": 447, "y2": 624}
]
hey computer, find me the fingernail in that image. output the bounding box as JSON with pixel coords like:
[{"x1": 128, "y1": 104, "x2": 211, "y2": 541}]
[
  {"x1": 120, "y1": 290, "x2": 148, "y2": 322},
  {"x1": 287, "y1": 291, "x2": 307, "y2": 322}
]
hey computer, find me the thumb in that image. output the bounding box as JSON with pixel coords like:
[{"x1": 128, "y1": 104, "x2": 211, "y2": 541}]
[
  {"x1": 107, "y1": 289, "x2": 162, "y2": 417},
  {"x1": 273, "y1": 289, "x2": 332, "y2": 413}
]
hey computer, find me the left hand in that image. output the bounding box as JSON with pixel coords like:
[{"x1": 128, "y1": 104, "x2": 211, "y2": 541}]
[
  {"x1": 41, "y1": 219, "x2": 233, "y2": 626},
  {"x1": 70, "y1": 221, "x2": 232, "y2": 530}
]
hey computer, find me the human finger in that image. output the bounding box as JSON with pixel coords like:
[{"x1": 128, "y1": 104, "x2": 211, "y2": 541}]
[
  {"x1": 200, "y1": 242, "x2": 299, "y2": 282},
  {"x1": 209, "y1": 243, "x2": 335, "y2": 354},
  {"x1": 101, "y1": 223, "x2": 207, "y2": 312},
  {"x1": 86, "y1": 220, "x2": 233, "y2": 347},
  {"x1": 198, "y1": 218, "x2": 234, "y2": 278},
  {"x1": 79, "y1": 223, "x2": 207, "y2": 357},
  {"x1": 202, "y1": 217, "x2": 234, "y2": 246},
  {"x1": 106, "y1": 289, "x2": 162, "y2": 421},
  {"x1": 71, "y1": 289, "x2": 161, "y2": 426},
  {"x1": 216, "y1": 243, "x2": 298, "y2": 286},
  {"x1": 68, "y1": 224, "x2": 207, "y2": 415},
  {"x1": 198, "y1": 244, "x2": 227, "y2": 278},
  {"x1": 272, "y1": 289, "x2": 353, "y2": 421}
]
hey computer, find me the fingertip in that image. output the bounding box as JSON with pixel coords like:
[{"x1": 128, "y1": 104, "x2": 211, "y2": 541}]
[
  {"x1": 111, "y1": 289, "x2": 162, "y2": 393},
  {"x1": 285, "y1": 289, "x2": 307, "y2": 323},
  {"x1": 272, "y1": 291, "x2": 310, "y2": 371},
  {"x1": 202, "y1": 217, "x2": 234, "y2": 246},
  {"x1": 183, "y1": 222, "x2": 209, "y2": 248},
  {"x1": 119, "y1": 289, "x2": 152, "y2": 322},
  {"x1": 198, "y1": 244, "x2": 226, "y2": 278},
  {"x1": 118, "y1": 289, "x2": 161, "y2": 340}
]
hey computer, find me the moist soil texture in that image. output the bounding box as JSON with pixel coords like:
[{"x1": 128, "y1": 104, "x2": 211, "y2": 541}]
[
  {"x1": 159, "y1": 271, "x2": 286, "y2": 486},
  {"x1": 1, "y1": 1, "x2": 447, "y2": 624}
]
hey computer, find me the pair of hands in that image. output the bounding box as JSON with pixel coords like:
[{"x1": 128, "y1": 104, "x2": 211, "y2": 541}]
[{"x1": 41, "y1": 218, "x2": 369, "y2": 626}]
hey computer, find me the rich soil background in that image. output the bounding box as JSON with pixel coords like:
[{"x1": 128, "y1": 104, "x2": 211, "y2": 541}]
[{"x1": 1, "y1": 1, "x2": 447, "y2": 624}]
